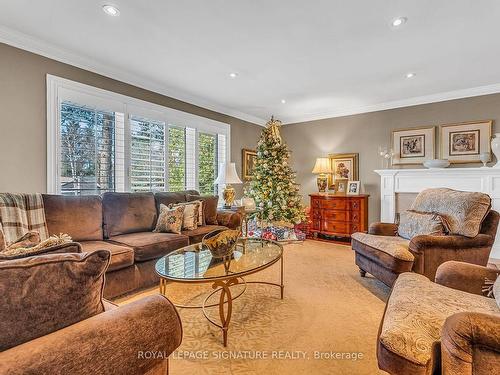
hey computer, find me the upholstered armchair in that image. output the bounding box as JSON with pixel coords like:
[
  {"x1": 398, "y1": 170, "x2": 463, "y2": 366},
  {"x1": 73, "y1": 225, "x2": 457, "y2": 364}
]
[
  {"x1": 352, "y1": 188, "x2": 499, "y2": 286},
  {"x1": 378, "y1": 261, "x2": 500, "y2": 375}
]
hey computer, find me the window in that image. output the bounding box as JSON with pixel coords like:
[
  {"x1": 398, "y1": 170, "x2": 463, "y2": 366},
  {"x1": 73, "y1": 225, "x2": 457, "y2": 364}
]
[
  {"x1": 47, "y1": 75, "x2": 230, "y2": 195},
  {"x1": 59, "y1": 102, "x2": 119, "y2": 195},
  {"x1": 167, "y1": 127, "x2": 186, "y2": 192},
  {"x1": 198, "y1": 133, "x2": 217, "y2": 195},
  {"x1": 129, "y1": 116, "x2": 166, "y2": 192}
]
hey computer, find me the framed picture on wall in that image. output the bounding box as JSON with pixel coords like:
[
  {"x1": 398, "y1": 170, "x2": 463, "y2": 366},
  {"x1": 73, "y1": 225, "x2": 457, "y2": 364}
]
[
  {"x1": 242, "y1": 149, "x2": 258, "y2": 180},
  {"x1": 328, "y1": 153, "x2": 359, "y2": 189},
  {"x1": 391, "y1": 126, "x2": 435, "y2": 165},
  {"x1": 440, "y1": 120, "x2": 492, "y2": 163}
]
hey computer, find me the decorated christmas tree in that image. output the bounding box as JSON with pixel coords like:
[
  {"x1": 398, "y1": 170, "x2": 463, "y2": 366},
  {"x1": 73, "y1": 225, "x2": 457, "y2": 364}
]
[{"x1": 249, "y1": 116, "x2": 306, "y2": 226}]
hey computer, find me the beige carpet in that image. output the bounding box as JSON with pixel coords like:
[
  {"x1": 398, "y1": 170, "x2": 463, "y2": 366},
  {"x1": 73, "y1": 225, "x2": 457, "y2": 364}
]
[{"x1": 117, "y1": 240, "x2": 390, "y2": 374}]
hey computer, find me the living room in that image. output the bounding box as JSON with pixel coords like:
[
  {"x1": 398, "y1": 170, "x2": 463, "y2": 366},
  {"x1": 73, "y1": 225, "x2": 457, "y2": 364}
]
[{"x1": 0, "y1": 1, "x2": 499, "y2": 374}]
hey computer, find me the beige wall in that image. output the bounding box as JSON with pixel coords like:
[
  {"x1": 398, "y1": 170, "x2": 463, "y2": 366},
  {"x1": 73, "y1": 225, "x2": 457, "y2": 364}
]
[
  {"x1": 282, "y1": 94, "x2": 500, "y2": 223},
  {"x1": 0, "y1": 43, "x2": 262, "y2": 196}
]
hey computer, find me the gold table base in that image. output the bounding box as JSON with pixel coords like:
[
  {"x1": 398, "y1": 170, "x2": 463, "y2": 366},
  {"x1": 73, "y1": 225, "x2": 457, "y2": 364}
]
[{"x1": 159, "y1": 256, "x2": 284, "y2": 347}]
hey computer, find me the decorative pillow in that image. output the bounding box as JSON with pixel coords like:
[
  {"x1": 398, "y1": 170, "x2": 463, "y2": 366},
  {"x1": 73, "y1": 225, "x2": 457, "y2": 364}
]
[
  {"x1": 0, "y1": 250, "x2": 109, "y2": 351},
  {"x1": 188, "y1": 194, "x2": 219, "y2": 225},
  {"x1": 410, "y1": 188, "x2": 491, "y2": 238},
  {"x1": 0, "y1": 233, "x2": 73, "y2": 260},
  {"x1": 171, "y1": 200, "x2": 203, "y2": 226},
  {"x1": 397, "y1": 210, "x2": 447, "y2": 240},
  {"x1": 170, "y1": 201, "x2": 200, "y2": 230},
  {"x1": 493, "y1": 276, "x2": 500, "y2": 309},
  {"x1": 154, "y1": 204, "x2": 184, "y2": 234}
]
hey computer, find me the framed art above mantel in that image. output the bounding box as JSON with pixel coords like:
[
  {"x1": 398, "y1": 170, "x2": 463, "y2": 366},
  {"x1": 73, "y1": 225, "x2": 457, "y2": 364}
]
[
  {"x1": 391, "y1": 126, "x2": 435, "y2": 165},
  {"x1": 439, "y1": 120, "x2": 492, "y2": 164}
]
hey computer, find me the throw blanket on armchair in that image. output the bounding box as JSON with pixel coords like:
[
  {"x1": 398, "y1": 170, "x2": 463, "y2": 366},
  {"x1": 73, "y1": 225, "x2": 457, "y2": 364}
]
[{"x1": 0, "y1": 193, "x2": 49, "y2": 250}]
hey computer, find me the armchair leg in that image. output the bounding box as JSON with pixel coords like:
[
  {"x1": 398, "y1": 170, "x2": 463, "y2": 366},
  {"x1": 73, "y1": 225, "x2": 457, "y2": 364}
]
[{"x1": 359, "y1": 268, "x2": 367, "y2": 277}]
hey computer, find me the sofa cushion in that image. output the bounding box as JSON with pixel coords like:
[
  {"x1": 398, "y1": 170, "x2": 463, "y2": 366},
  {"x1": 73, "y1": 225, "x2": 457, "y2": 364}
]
[
  {"x1": 79, "y1": 240, "x2": 134, "y2": 272},
  {"x1": 411, "y1": 188, "x2": 491, "y2": 238},
  {"x1": 0, "y1": 250, "x2": 109, "y2": 351},
  {"x1": 102, "y1": 192, "x2": 157, "y2": 238},
  {"x1": 187, "y1": 194, "x2": 219, "y2": 225},
  {"x1": 182, "y1": 225, "x2": 228, "y2": 244},
  {"x1": 380, "y1": 273, "x2": 499, "y2": 367},
  {"x1": 351, "y1": 232, "x2": 414, "y2": 261},
  {"x1": 42, "y1": 194, "x2": 103, "y2": 241},
  {"x1": 397, "y1": 210, "x2": 446, "y2": 240},
  {"x1": 109, "y1": 232, "x2": 189, "y2": 262}
]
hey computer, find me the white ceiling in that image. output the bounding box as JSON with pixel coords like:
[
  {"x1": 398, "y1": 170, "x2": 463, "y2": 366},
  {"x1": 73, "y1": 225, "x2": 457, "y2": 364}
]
[{"x1": 1, "y1": 0, "x2": 500, "y2": 125}]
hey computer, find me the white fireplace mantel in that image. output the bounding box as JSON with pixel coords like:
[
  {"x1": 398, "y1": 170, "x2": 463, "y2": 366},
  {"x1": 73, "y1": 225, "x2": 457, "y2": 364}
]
[{"x1": 375, "y1": 167, "x2": 500, "y2": 260}]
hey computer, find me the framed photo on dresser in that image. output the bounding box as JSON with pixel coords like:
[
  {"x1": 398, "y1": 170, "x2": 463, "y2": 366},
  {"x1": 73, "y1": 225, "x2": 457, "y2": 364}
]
[
  {"x1": 391, "y1": 126, "x2": 435, "y2": 165},
  {"x1": 439, "y1": 120, "x2": 492, "y2": 164}
]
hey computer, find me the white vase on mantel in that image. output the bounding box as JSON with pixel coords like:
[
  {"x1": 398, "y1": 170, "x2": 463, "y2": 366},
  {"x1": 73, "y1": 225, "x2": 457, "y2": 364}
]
[{"x1": 491, "y1": 133, "x2": 500, "y2": 168}]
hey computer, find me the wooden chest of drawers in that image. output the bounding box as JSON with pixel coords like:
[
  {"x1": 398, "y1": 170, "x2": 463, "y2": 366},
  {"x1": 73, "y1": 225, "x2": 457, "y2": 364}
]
[{"x1": 309, "y1": 193, "x2": 369, "y2": 239}]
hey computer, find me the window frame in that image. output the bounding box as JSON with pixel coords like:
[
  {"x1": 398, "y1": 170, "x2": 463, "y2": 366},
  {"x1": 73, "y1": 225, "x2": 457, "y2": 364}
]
[{"x1": 47, "y1": 75, "x2": 230, "y2": 194}]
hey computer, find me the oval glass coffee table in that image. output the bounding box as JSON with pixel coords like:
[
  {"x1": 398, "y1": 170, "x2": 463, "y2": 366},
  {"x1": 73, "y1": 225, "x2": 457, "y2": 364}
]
[{"x1": 155, "y1": 238, "x2": 284, "y2": 346}]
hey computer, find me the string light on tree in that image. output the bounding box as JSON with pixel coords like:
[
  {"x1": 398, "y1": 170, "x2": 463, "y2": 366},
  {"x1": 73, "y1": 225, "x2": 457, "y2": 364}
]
[{"x1": 249, "y1": 116, "x2": 306, "y2": 225}]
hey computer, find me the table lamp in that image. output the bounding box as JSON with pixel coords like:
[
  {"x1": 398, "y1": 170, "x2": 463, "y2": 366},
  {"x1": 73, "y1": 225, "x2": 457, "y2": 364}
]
[
  {"x1": 214, "y1": 162, "x2": 243, "y2": 208},
  {"x1": 312, "y1": 157, "x2": 332, "y2": 192}
]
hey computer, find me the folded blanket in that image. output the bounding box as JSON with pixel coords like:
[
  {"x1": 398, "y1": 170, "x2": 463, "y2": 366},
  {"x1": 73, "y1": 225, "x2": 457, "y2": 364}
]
[
  {"x1": 0, "y1": 193, "x2": 49, "y2": 249},
  {"x1": 0, "y1": 234, "x2": 72, "y2": 258}
]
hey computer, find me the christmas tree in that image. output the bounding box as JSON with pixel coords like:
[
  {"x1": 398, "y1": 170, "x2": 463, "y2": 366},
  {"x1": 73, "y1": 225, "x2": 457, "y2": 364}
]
[{"x1": 249, "y1": 117, "x2": 306, "y2": 225}]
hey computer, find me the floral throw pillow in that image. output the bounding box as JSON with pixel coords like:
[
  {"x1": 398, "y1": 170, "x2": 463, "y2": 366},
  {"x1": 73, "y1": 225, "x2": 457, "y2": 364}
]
[
  {"x1": 154, "y1": 204, "x2": 184, "y2": 234},
  {"x1": 397, "y1": 210, "x2": 446, "y2": 240}
]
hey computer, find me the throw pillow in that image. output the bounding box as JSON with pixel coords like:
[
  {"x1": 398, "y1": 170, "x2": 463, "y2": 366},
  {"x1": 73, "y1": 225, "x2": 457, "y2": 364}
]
[
  {"x1": 154, "y1": 204, "x2": 184, "y2": 234},
  {"x1": 187, "y1": 194, "x2": 219, "y2": 225},
  {"x1": 0, "y1": 233, "x2": 73, "y2": 260},
  {"x1": 493, "y1": 276, "x2": 500, "y2": 309},
  {"x1": 170, "y1": 201, "x2": 200, "y2": 230},
  {"x1": 410, "y1": 188, "x2": 491, "y2": 237},
  {"x1": 397, "y1": 210, "x2": 446, "y2": 240},
  {"x1": 171, "y1": 200, "x2": 203, "y2": 226},
  {"x1": 0, "y1": 250, "x2": 109, "y2": 351}
]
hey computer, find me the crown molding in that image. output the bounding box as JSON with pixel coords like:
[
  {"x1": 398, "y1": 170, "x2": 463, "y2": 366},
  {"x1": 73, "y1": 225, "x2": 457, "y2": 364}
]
[
  {"x1": 281, "y1": 82, "x2": 500, "y2": 125},
  {"x1": 0, "y1": 25, "x2": 267, "y2": 127},
  {"x1": 2, "y1": 25, "x2": 500, "y2": 127}
]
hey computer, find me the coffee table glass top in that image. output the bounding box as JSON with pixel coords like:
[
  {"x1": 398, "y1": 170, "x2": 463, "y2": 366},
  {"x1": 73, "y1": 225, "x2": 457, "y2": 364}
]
[{"x1": 155, "y1": 238, "x2": 282, "y2": 281}]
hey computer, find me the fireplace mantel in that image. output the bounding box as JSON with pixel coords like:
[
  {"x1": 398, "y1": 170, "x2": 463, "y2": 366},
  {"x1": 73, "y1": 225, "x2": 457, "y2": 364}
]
[{"x1": 375, "y1": 167, "x2": 500, "y2": 260}]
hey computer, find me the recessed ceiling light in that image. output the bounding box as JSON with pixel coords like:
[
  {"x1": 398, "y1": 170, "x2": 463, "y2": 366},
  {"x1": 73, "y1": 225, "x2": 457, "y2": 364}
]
[
  {"x1": 391, "y1": 16, "x2": 407, "y2": 27},
  {"x1": 406, "y1": 72, "x2": 416, "y2": 79},
  {"x1": 102, "y1": 5, "x2": 120, "y2": 16},
  {"x1": 229, "y1": 72, "x2": 238, "y2": 78},
  {"x1": 281, "y1": 99, "x2": 286, "y2": 104}
]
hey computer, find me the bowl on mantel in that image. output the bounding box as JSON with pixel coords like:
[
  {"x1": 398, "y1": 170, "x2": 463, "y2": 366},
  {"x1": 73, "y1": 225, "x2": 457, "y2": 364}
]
[{"x1": 423, "y1": 159, "x2": 450, "y2": 169}]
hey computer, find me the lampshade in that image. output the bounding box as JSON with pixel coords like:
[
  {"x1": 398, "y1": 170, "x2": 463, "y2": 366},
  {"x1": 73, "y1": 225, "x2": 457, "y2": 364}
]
[
  {"x1": 312, "y1": 157, "x2": 332, "y2": 174},
  {"x1": 214, "y1": 162, "x2": 243, "y2": 184}
]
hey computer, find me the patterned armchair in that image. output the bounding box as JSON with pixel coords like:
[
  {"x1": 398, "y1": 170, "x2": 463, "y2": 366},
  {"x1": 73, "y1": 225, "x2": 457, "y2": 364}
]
[
  {"x1": 351, "y1": 188, "x2": 499, "y2": 286},
  {"x1": 378, "y1": 261, "x2": 500, "y2": 375}
]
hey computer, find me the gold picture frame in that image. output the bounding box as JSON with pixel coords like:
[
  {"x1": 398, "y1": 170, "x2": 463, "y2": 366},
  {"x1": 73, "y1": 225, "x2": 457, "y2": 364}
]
[
  {"x1": 439, "y1": 120, "x2": 492, "y2": 164},
  {"x1": 328, "y1": 153, "x2": 359, "y2": 189},
  {"x1": 242, "y1": 149, "x2": 258, "y2": 180},
  {"x1": 391, "y1": 126, "x2": 435, "y2": 165}
]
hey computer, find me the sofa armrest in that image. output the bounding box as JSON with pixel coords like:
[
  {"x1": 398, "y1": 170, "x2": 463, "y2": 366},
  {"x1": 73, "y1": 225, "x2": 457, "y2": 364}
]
[
  {"x1": 410, "y1": 234, "x2": 493, "y2": 252},
  {"x1": 0, "y1": 295, "x2": 182, "y2": 375},
  {"x1": 441, "y1": 312, "x2": 500, "y2": 375},
  {"x1": 216, "y1": 211, "x2": 242, "y2": 229},
  {"x1": 368, "y1": 222, "x2": 398, "y2": 236},
  {"x1": 435, "y1": 261, "x2": 500, "y2": 295}
]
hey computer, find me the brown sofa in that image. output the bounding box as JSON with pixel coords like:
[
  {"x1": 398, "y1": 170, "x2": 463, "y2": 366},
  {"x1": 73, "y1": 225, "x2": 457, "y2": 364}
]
[
  {"x1": 378, "y1": 261, "x2": 500, "y2": 375},
  {"x1": 42, "y1": 190, "x2": 241, "y2": 299},
  {"x1": 0, "y1": 250, "x2": 182, "y2": 375}
]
